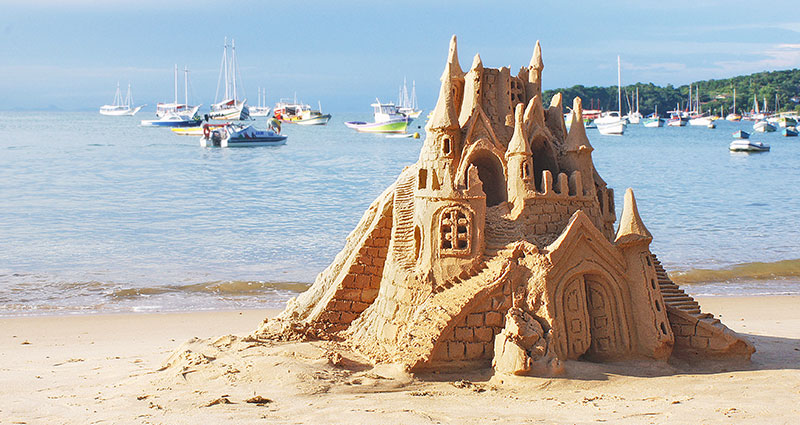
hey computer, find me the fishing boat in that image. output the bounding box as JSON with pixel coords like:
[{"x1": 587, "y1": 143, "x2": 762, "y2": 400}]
[
  {"x1": 274, "y1": 98, "x2": 331, "y2": 125},
  {"x1": 667, "y1": 111, "x2": 688, "y2": 127},
  {"x1": 345, "y1": 100, "x2": 412, "y2": 133},
  {"x1": 733, "y1": 130, "x2": 750, "y2": 139},
  {"x1": 200, "y1": 122, "x2": 286, "y2": 147},
  {"x1": 729, "y1": 140, "x2": 769, "y2": 152},
  {"x1": 397, "y1": 78, "x2": 423, "y2": 119},
  {"x1": 753, "y1": 120, "x2": 776, "y2": 133},
  {"x1": 781, "y1": 127, "x2": 798, "y2": 137},
  {"x1": 99, "y1": 83, "x2": 143, "y2": 116},
  {"x1": 643, "y1": 115, "x2": 664, "y2": 128},
  {"x1": 141, "y1": 112, "x2": 200, "y2": 127},
  {"x1": 249, "y1": 87, "x2": 271, "y2": 117},
  {"x1": 209, "y1": 38, "x2": 250, "y2": 121},
  {"x1": 156, "y1": 65, "x2": 200, "y2": 118}
]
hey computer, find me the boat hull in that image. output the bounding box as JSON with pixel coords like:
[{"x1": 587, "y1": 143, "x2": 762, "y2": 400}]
[
  {"x1": 249, "y1": 107, "x2": 271, "y2": 117},
  {"x1": 596, "y1": 121, "x2": 626, "y2": 135},
  {"x1": 643, "y1": 118, "x2": 664, "y2": 128},
  {"x1": 209, "y1": 102, "x2": 250, "y2": 121},
  {"x1": 140, "y1": 118, "x2": 199, "y2": 127},
  {"x1": 753, "y1": 122, "x2": 776, "y2": 133},
  {"x1": 345, "y1": 118, "x2": 410, "y2": 133},
  {"x1": 100, "y1": 106, "x2": 142, "y2": 116},
  {"x1": 781, "y1": 128, "x2": 798, "y2": 137},
  {"x1": 729, "y1": 140, "x2": 769, "y2": 152}
]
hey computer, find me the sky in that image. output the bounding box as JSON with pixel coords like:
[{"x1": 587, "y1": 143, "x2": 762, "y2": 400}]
[{"x1": 1, "y1": 0, "x2": 800, "y2": 112}]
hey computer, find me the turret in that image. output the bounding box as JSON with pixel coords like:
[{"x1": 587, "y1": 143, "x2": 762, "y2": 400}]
[
  {"x1": 614, "y1": 188, "x2": 652, "y2": 247},
  {"x1": 527, "y1": 40, "x2": 544, "y2": 98},
  {"x1": 505, "y1": 103, "x2": 534, "y2": 214},
  {"x1": 458, "y1": 54, "x2": 484, "y2": 127},
  {"x1": 441, "y1": 35, "x2": 465, "y2": 117},
  {"x1": 562, "y1": 97, "x2": 597, "y2": 196}
]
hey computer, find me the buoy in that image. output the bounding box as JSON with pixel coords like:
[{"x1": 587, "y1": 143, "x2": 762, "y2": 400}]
[{"x1": 413, "y1": 132, "x2": 420, "y2": 139}]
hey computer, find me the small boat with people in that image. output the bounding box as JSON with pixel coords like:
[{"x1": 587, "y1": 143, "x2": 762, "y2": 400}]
[
  {"x1": 99, "y1": 82, "x2": 143, "y2": 116},
  {"x1": 733, "y1": 130, "x2": 750, "y2": 139},
  {"x1": 141, "y1": 112, "x2": 200, "y2": 127},
  {"x1": 729, "y1": 140, "x2": 770, "y2": 152},
  {"x1": 273, "y1": 98, "x2": 331, "y2": 125},
  {"x1": 345, "y1": 100, "x2": 412, "y2": 133},
  {"x1": 200, "y1": 119, "x2": 286, "y2": 147},
  {"x1": 753, "y1": 120, "x2": 776, "y2": 133}
]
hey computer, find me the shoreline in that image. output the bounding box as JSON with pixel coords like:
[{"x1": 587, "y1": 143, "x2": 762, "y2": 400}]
[{"x1": 2, "y1": 296, "x2": 800, "y2": 423}]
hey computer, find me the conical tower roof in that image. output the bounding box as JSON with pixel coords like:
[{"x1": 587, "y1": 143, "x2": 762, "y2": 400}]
[
  {"x1": 615, "y1": 188, "x2": 653, "y2": 246},
  {"x1": 564, "y1": 96, "x2": 593, "y2": 153},
  {"x1": 426, "y1": 74, "x2": 460, "y2": 131},
  {"x1": 506, "y1": 103, "x2": 530, "y2": 157},
  {"x1": 440, "y1": 35, "x2": 465, "y2": 82},
  {"x1": 530, "y1": 40, "x2": 544, "y2": 70}
]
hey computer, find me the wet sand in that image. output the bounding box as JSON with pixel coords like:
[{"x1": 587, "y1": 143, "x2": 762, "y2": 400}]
[{"x1": 1, "y1": 297, "x2": 799, "y2": 424}]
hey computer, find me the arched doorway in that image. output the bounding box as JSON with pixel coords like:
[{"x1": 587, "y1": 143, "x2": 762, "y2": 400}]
[
  {"x1": 561, "y1": 273, "x2": 623, "y2": 361},
  {"x1": 466, "y1": 151, "x2": 506, "y2": 207},
  {"x1": 530, "y1": 136, "x2": 559, "y2": 191}
]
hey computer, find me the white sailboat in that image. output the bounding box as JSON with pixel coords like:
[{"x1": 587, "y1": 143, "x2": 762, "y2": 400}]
[
  {"x1": 209, "y1": 38, "x2": 250, "y2": 121},
  {"x1": 99, "y1": 82, "x2": 143, "y2": 116},
  {"x1": 156, "y1": 65, "x2": 200, "y2": 118},
  {"x1": 397, "y1": 78, "x2": 422, "y2": 119},
  {"x1": 624, "y1": 87, "x2": 643, "y2": 124},
  {"x1": 726, "y1": 87, "x2": 741, "y2": 121},
  {"x1": 249, "y1": 87, "x2": 271, "y2": 117},
  {"x1": 596, "y1": 56, "x2": 627, "y2": 135}
]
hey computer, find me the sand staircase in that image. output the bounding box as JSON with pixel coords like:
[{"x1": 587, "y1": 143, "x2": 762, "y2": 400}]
[
  {"x1": 651, "y1": 254, "x2": 718, "y2": 323},
  {"x1": 391, "y1": 171, "x2": 418, "y2": 269},
  {"x1": 484, "y1": 206, "x2": 524, "y2": 258}
]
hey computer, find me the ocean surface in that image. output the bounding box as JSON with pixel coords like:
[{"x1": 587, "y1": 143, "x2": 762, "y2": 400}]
[{"x1": 1, "y1": 112, "x2": 799, "y2": 316}]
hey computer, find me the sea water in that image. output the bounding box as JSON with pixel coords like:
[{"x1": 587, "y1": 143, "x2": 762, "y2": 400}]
[{"x1": 1, "y1": 112, "x2": 798, "y2": 315}]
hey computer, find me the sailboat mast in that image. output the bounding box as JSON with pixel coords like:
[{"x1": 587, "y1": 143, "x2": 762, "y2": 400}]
[
  {"x1": 733, "y1": 87, "x2": 736, "y2": 114},
  {"x1": 688, "y1": 84, "x2": 692, "y2": 113},
  {"x1": 174, "y1": 64, "x2": 178, "y2": 105},
  {"x1": 412, "y1": 80, "x2": 417, "y2": 109},
  {"x1": 231, "y1": 39, "x2": 237, "y2": 102},
  {"x1": 126, "y1": 83, "x2": 132, "y2": 107},
  {"x1": 617, "y1": 55, "x2": 622, "y2": 115},
  {"x1": 223, "y1": 38, "x2": 229, "y2": 100}
]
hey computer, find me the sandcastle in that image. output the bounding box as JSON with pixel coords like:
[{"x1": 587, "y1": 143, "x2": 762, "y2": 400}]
[{"x1": 258, "y1": 36, "x2": 754, "y2": 375}]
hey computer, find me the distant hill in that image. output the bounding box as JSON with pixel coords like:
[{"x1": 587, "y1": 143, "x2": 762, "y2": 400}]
[{"x1": 543, "y1": 69, "x2": 800, "y2": 116}]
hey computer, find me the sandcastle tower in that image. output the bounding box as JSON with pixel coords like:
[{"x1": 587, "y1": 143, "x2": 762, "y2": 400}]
[{"x1": 262, "y1": 36, "x2": 753, "y2": 374}]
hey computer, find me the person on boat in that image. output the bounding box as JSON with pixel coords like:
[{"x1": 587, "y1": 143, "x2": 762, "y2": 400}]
[{"x1": 268, "y1": 118, "x2": 281, "y2": 134}]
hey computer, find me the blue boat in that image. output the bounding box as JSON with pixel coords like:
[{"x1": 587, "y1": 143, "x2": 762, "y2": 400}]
[
  {"x1": 781, "y1": 127, "x2": 798, "y2": 137},
  {"x1": 732, "y1": 130, "x2": 750, "y2": 139},
  {"x1": 140, "y1": 112, "x2": 200, "y2": 127}
]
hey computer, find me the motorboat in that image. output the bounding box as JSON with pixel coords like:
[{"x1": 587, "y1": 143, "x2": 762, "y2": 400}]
[
  {"x1": 732, "y1": 130, "x2": 750, "y2": 139},
  {"x1": 99, "y1": 82, "x2": 143, "y2": 116},
  {"x1": 729, "y1": 140, "x2": 769, "y2": 152},
  {"x1": 781, "y1": 127, "x2": 798, "y2": 137},
  {"x1": 345, "y1": 100, "x2": 412, "y2": 133},
  {"x1": 208, "y1": 38, "x2": 250, "y2": 120},
  {"x1": 140, "y1": 112, "x2": 200, "y2": 127},
  {"x1": 688, "y1": 114, "x2": 714, "y2": 126},
  {"x1": 249, "y1": 87, "x2": 271, "y2": 117},
  {"x1": 596, "y1": 118, "x2": 626, "y2": 135},
  {"x1": 753, "y1": 120, "x2": 776, "y2": 133},
  {"x1": 156, "y1": 65, "x2": 200, "y2": 118},
  {"x1": 200, "y1": 122, "x2": 287, "y2": 147},
  {"x1": 274, "y1": 98, "x2": 331, "y2": 125}
]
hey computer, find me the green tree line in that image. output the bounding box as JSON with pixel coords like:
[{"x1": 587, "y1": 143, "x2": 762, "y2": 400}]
[{"x1": 543, "y1": 68, "x2": 800, "y2": 116}]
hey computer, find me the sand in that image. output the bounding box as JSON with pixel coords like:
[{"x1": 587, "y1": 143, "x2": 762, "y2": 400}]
[{"x1": 1, "y1": 297, "x2": 798, "y2": 424}]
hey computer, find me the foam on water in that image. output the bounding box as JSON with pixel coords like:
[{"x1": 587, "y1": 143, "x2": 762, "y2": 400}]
[{"x1": 1, "y1": 112, "x2": 799, "y2": 315}]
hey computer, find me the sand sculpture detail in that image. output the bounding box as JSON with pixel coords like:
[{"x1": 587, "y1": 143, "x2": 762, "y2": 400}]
[{"x1": 258, "y1": 36, "x2": 754, "y2": 375}]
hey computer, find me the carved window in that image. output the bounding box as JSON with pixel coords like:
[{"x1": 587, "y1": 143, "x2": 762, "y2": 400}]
[
  {"x1": 418, "y1": 168, "x2": 428, "y2": 189},
  {"x1": 439, "y1": 207, "x2": 471, "y2": 256},
  {"x1": 443, "y1": 138, "x2": 451, "y2": 155}
]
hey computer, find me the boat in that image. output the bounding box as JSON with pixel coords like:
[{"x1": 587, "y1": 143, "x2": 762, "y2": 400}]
[
  {"x1": 249, "y1": 87, "x2": 271, "y2": 117},
  {"x1": 209, "y1": 38, "x2": 250, "y2": 121},
  {"x1": 643, "y1": 114, "x2": 664, "y2": 127},
  {"x1": 140, "y1": 112, "x2": 200, "y2": 127},
  {"x1": 781, "y1": 127, "x2": 798, "y2": 137},
  {"x1": 99, "y1": 83, "x2": 143, "y2": 116},
  {"x1": 733, "y1": 130, "x2": 750, "y2": 139},
  {"x1": 385, "y1": 132, "x2": 421, "y2": 139},
  {"x1": 595, "y1": 56, "x2": 626, "y2": 135},
  {"x1": 171, "y1": 127, "x2": 204, "y2": 136},
  {"x1": 729, "y1": 140, "x2": 769, "y2": 152},
  {"x1": 688, "y1": 113, "x2": 714, "y2": 126},
  {"x1": 725, "y1": 87, "x2": 742, "y2": 121},
  {"x1": 753, "y1": 120, "x2": 776, "y2": 133},
  {"x1": 344, "y1": 100, "x2": 412, "y2": 133},
  {"x1": 624, "y1": 87, "x2": 642, "y2": 124},
  {"x1": 200, "y1": 122, "x2": 287, "y2": 147},
  {"x1": 777, "y1": 115, "x2": 798, "y2": 128},
  {"x1": 156, "y1": 65, "x2": 200, "y2": 118},
  {"x1": 667, "y1": 112, "x2": 688, "y2": 127},
  {"x1": 707, "y1": 122, "x2": 716, "y2": 129},
  {"x1": 397, "y1": 78, "x2": 423, "y2": 119},
  {"x1": 273, "y1": 98, "x2": 331, "y2": 125}
]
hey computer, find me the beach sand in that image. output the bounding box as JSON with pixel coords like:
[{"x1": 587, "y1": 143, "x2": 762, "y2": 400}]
[{"x1": 1, "y1": 297, "x2": 798, "y2": 424}]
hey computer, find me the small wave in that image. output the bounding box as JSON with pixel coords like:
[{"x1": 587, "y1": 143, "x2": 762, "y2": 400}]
[
  {"x1": 671, "y1": 258, "x2": 800, "y2": 284},
  {"x1": 110, "y1": 280, "x2": 310, "y2": 299}
]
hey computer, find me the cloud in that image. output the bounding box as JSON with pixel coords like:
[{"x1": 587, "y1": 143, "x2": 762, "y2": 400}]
[{"x1": 714, "y1": 43, "x2": 800, "y2": 75}]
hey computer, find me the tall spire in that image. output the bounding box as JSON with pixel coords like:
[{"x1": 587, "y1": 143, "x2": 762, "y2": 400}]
[
  {"x1": 530, "y1": 40, "x2": 543, "y2": 70},
  {"x1": 427, "y1": 67, "x2": 460, "y2": 131},
  {"x1": 506, "y1": 103, "x2": 530, "y2": 157},
  {"x1": 440, "y1": 34, "x2": 465, "y2": 81},
  {"x1": 458, "y1": 54, "x2": 485, "y2": 126},
  {"x1": 615, "y1": 188, "x2": 653, "y2": 246}
]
